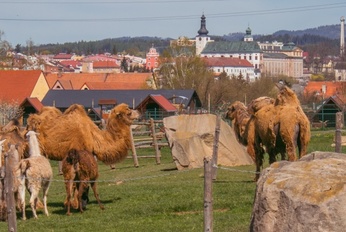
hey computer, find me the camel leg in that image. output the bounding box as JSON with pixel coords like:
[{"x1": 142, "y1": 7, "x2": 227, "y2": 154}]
[
  {"x1": 254, "y1": 144, "x2": 264, "y2": 182},
  {"x1": 65, "y1": 180, "x2": 73, "y2": 215},
  {"x1": 90, "y1": 182, "x2": 104, "y2": 210},
  {"x1": 285, "y1": 141, "x2": 297, "y2": 161},
  {"x1": 71, "y1": 184, "x2": 79, "y2": 209}
]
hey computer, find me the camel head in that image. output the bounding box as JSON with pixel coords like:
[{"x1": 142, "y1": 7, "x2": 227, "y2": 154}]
[
  {"x1": 226, "y1": 101, "x2": 247, "y2": 121},
  {"x1": 108, "y1": 103, "x2": 140, "y2": 126},
  {"x1": 26, "y1": 115, "x2": 41, "y2": 132},
  {"x1": 1, "y1": 119, "x2": 20, "y2": 132},
  {"x1": 226, "y1": 101, "x2": 251, "y2": 145}
]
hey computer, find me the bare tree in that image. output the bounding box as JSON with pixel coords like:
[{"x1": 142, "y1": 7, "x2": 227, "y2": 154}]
[{"x1": 0, "y1": 100, "x2": 24, "y2": 126}]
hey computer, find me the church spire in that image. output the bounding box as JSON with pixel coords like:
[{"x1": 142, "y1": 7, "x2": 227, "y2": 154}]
[{"x1": 197, "y1": 14, "x2": 209, "y2": 36}]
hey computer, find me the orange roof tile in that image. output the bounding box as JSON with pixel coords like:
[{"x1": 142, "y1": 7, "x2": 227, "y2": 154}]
[
  {"x1": 93, "y1": 61, "x2": 119, "y2": 68},
  {"x1": 20, "y1": 97, "x2": 44, "y2": 112},
  {"x1": 0, "y1": 70, "x2": 43, "y2": 103},
  {"x1": 45, "y1": 73, "x2": 153, "y2": 90},
  {"x1": 304, "y1": 81, "x2": 342, "y2": 98}
]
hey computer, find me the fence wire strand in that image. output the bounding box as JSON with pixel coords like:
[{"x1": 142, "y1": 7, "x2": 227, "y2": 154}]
[{"x1": 2, "y1": 164, "x2": 260, "y2": 184}]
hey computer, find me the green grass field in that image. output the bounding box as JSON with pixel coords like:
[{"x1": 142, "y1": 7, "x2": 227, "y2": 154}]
[{"x1": 0, "y1": 129, "x2": 342, "y2": 232}]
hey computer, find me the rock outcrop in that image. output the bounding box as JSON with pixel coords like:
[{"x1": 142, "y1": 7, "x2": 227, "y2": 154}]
[
  {"x1": 163, "y1": 114, "x2": 253, "y2": 170},
  {"x1": 250, "y1": 152, "x2": 346, "y2": 232}
]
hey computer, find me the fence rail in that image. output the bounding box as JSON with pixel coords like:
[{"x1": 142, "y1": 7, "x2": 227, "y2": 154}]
[{"x1": 129, "y1": 118, "x2": 169, "y2": 167}]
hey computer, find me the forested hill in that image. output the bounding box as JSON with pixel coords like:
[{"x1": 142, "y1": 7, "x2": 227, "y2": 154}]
[{"x1": 33, "y1": 24, "x2": 341, "y2": 57}]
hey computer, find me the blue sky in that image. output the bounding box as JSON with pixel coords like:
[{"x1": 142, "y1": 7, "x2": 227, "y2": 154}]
[{"x1": 0, "y1": 0, "x2": 346, "y2": 46}]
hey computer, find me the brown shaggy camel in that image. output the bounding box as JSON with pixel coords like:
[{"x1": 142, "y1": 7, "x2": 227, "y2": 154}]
[
  {"x1": 226, "y1": 86, "x2": 310, "y2": 181},
  {"x1": 26, "y1": 103, "x2": 139, "y2": 165},
  {"x1": 62, "y1": 149, "x2": 104, "y2": 215},
  {"x1": 0, "y1": 119, "x2": 28, "y2": 165}
]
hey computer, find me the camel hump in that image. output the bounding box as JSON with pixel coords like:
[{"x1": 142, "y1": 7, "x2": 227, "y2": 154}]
[
  {"x1": 64, "y1": 104, "x2": 87, "y2": 116},
  {"x1": 247, "y1": 97, "x2": 274, "y2": 115}
]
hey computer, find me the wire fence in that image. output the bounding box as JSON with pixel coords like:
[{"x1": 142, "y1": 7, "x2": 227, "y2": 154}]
[{"x1": 5, "y1": 164, "x2": 259, "y2": 185}]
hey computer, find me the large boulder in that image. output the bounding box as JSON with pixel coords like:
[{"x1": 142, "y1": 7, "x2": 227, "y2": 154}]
[
  {"x1": 163, "y1": 114, "x2": 253, "y2": 170},
  {"x1": 250, "y1": 152, "x2": 346, "y2": 232}
]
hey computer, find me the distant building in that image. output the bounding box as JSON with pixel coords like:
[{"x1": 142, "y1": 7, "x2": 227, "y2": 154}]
[
  {"x1": 194, "y1": 15, "x2": 261, "y2": 79},
  {"x1": 195, "y1": 14, "x2": 214, "y2": 56},
  {"x1": 146, "y1": 45, "x2": 159, "y2": 71},
  {"x1": 194, "y1": 14, "x2": 305, "y2": 79},
  {"x1": 203, "y1": 57, "x2": 256, "y2": 81}
]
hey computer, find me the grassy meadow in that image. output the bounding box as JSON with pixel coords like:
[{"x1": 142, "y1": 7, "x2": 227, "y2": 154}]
[{"x1": 0, "y1": 129, "x2": 342, "y2": 232}]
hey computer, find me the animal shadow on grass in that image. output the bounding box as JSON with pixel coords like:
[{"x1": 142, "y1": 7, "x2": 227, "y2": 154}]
[
  {"x1": 161, "y1": 167, "x2": 178, "y2": 172},
  {"x1": 49, "y1": 198, "x2": 120, "y2": 215}
]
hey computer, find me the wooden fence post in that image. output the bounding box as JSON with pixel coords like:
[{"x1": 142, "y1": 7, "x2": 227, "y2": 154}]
[
  {"x1": 212, "y1": 115, "x2": 221, "y2": 180},
  {"x1": 130, "y1": 127, "x2": 139, "y2": 167},
  {"x1": 4, "y1": 152, "x2": 17, "y2": 232},
  {"x1": 335, "y1": 112, "x2": 343, "y2": 153},
  {"x1": 150, "y1": 118, "x2": 161, "y2": 165},
  {"x1": 204, "y1": 157, "x2": 213, "y2": 232}
]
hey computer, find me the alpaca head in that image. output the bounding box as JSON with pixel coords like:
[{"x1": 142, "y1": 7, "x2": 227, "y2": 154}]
[{"x1": 25, "y1": 130, "x2": 39, "y2": 140}]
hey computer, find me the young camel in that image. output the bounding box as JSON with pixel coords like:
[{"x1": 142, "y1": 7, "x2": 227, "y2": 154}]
[{"x1": 62, "y1": 149, "x2": 104, "y2": 215}]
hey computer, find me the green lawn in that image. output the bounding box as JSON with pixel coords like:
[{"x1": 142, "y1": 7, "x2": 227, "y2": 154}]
[{"x1": 0, "y1": 129, "x2": 342, "y2": 232}]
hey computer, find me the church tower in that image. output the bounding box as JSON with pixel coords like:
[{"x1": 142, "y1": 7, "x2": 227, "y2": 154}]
[
  {"x1": 244, "y1": 26, "x2": 253, "y2": 42},
  {"x1": 196, "y1": 14, "x2": 210, "y2": 56}
]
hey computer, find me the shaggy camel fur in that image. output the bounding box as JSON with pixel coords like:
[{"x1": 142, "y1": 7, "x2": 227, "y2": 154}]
[
  {"x1": 26, "y1": 103, "x2": 139, "y2": 165},
  {"x1": 0, "y1": 119, "x2": 28, "y2": 164},
  {"x1": 62, "y1": 149, "x2": 104, "y2": 215},
  {"x1": 15, "y1": 132, "x2": 53, "y2": 220},
  {"x1": 226, "y1": 86, "x2": 310, "y2": 181},
  {"x1": 273, "y1": 84, "x2": 311, "y2": 160}
]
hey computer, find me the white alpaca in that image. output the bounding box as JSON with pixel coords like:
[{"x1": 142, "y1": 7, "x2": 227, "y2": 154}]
[
  {"x1": 16, "y1": 131, "x2": 53, "y2": 220},
  {"x1": 25, "y1": 131, "x2": 41, "y2": 157}
]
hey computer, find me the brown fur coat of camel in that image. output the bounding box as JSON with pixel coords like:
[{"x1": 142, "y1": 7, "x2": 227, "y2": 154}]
[
  {"x1": 226, "y1": 85, "x2": 311, "y2": 180},
  {"x1": 62, "y1": 149, "x2": 104, "y2": 215},
  {"x1": 26, "y1": 103, "x2": 139, "y2": 165},
  {"x1": 0, "y1": 119, "x2": 28, "y2": 165}
]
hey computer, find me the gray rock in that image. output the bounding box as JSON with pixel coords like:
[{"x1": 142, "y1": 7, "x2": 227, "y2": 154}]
[
  {"x1": 250, "y1": 151, "x2": 346, "y2": 232},
  {"x1": 163, "y1": 114, "x2": 253, "y2": 170}
]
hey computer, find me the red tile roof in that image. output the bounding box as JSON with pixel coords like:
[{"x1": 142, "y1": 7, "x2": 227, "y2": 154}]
[
  {"x1": 203, "y1": 57, "x2": 253, "y2": 67},
  {"x1": 46, "y1": 73, "x2": 153, "y2": 90},
  {"x1": 149, "y1": 94, "x2": 178, "y2": 112},
  {"x1": 93, "y1": 61, "x2": 119, "y2": 68},
  {"x1": 59, "y1": 60, "x2": 82, "y2": 68},
  {"x1": 304, "y1": 81, "x2": 343, "y2": 98},
  {"x1": 53, "y1": 53, "x2": 74, "y2": 59},
  {"x1": 20, "y1": 97, "x2": 44, "y2": 112},
  {"x1": 0, "y1": 70, "x2": 43, "y2": 103}
]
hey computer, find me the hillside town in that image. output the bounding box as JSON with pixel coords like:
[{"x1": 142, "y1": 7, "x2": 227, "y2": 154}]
[{"x1": 0, "y1": 14, "x2": 346, "y2": 128}]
